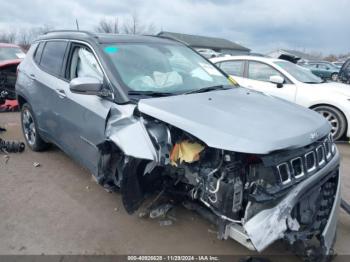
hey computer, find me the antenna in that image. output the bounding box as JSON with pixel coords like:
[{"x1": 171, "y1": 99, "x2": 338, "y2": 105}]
[{"x1": 75, "y1": 19, "x2": 80, "y2": 31}]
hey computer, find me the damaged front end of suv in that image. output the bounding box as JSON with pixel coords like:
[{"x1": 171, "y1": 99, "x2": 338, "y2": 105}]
[{"x1": 98, "y1": 87, "x2": 340, "y2": 259}]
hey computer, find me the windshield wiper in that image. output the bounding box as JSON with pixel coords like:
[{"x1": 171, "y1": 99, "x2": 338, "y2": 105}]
[
  {"x1": 128, "y1": 90, "x2": 173, "y2": 97},
  {"x1": 184, "y1": 85, "x2": 230, "y2": 95}
]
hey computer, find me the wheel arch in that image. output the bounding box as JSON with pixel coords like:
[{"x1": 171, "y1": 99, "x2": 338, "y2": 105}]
[{"x1": 309, "y1": 103, "x2": 348, "y2": 137}]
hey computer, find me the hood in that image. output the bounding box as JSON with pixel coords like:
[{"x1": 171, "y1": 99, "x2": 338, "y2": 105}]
[
  {"x1": 138, "y1": 88, "x2": 330, "y2": 154},
  {"x1": 0, "y1": 59, "x2": 21, "y2": 68}
]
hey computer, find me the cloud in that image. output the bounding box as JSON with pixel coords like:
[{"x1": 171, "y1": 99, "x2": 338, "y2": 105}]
[{"x1": 0, "y1": 0, "x2": 349, "y2": 54}]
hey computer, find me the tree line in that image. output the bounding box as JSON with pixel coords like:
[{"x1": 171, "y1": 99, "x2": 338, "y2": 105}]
[{"x1": 0, "y1": 14, "x2": 155, "y2": 51}]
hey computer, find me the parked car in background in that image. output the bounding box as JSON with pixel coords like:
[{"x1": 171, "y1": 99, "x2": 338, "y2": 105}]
[
  {"x1": 16, "y1": 31, "x2": 340, "y2": 259},
  {"x1": 339, "y1": 58, "x2": 350, "y2": 84},
  {"x1": 196, "y1": 48, "x2": 221, "y2": 58},
  {"x1": 0, "y1": 43, "x2": 25, "y2": 103},
  {"x1": 333, "y1": 61, "x2": 345, "y2": 68},
  {"x1": 300, "y1": 61, "x2": 340, "y2": 81},
  {"x1": 211, "y1": 55, "x2": 350, "y2": 140}
]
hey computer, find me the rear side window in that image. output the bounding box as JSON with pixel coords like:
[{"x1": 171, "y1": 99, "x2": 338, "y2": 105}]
[
  {"x1": 248, "y1": 61, "x2": 282, "y2": 82},
  {"x1": 34, "y1": 42, "x2": 45, "y2": 64},
  {"x1": 40, "y1": 41, "x2": 68, "y2": 76},
  {"x1": 218, "y1": 60, "x2": 244, "y2": 77}
]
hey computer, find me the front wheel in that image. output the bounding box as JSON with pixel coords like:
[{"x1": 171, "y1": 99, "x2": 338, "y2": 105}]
[
  {"x1": 21, "y1": 103, "x2": 49, "y2": 151},
  {"x1": 313, "y1": 105, "x2": 346, "y2": 140}
]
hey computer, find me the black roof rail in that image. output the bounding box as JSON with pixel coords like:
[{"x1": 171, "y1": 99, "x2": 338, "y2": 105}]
[
  {"x1": 145, "y1": 34, "x2": 189, "y2": 46},
  {"x1": 44, "y1": 30, "x2": 98, "y2": 38}
]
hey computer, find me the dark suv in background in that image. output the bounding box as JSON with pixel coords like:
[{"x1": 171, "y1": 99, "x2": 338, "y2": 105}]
[{"x1": 339, "y1": 58, "x2": 350, "y2": 84}]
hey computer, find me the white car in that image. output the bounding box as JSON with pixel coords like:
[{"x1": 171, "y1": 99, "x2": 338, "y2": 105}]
[{"x1": 211, "y1": 55, "x2": 350, "y2": 140}]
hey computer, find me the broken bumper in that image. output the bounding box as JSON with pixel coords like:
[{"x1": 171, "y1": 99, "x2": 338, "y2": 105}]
[{"x1": 226, "y1": 148, "x2": 341, "y2": 254}]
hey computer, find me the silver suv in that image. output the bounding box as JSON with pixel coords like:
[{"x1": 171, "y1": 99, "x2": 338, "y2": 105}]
[{"x1": 16, "y1": 31, "x2": 340, "y2": 258}]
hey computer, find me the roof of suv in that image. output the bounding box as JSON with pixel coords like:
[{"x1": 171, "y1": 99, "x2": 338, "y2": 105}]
[{"x1": 36, "y1": 30, "x2": 179, "y2": 45}]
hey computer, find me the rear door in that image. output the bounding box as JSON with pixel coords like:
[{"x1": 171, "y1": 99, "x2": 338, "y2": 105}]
[
  {"x1": 216, "y1": 60, "x2": 246, "y2": 85},
  {"x1": 30, "y1": 40, "x2": 69, "y2": 142},
  {"x1": 243, "y1": 61, "x2": 297, "y2": 102}
]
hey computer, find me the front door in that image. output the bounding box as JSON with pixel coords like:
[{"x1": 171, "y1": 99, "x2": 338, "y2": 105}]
[
  {"x1": 242, "y1": 61, "x2": 297, "y2": 102},
  {"x1": 55, "y1": 43, "x2": 114, "y2": 175}
]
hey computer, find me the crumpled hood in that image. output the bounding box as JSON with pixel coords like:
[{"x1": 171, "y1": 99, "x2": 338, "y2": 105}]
[{"x1": 138, "y1": 88, "x2": 330, "y2": 154}]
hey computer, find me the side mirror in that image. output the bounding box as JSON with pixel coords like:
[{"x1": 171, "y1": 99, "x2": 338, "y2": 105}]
[
  {"x1": 269, "y1": 75, "x2": 285, "y2": 88},
  {"x1": 69, "y1": 77, "x2": 102, "y2": 95}
]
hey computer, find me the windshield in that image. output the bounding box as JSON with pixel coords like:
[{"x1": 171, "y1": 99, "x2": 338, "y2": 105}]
[
  {"x1": 103, "y1": 43, "x2": 231, "y2": 94},
  {"x1": 274, "y1": 61, "x2": 323, "y2": 83},
  {"x1": 0, "y1": 47, "x2": 25, "y2": 60}
]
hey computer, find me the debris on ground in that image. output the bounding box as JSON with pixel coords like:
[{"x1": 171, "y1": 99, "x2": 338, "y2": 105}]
[
  {"x1": 149, "y1": 203, "x2": 174, "y2": 219},
  {"x1": 85, "y1": 186, "x2": 90, "y2": 190},
  {"x1": 159, "y1": 220, "x2": 173, "y2": 226},
  {"x1": 0, "y1": 138, "x2": 25, "y2": 153},
  {"x1": 114, "y1": 207, "x2": 119, "y2": 212},
  {"x1": 3, "y1": 155, "x2": 9, "y2": 164},
  {"x1": 0, "y1": 126, "x2": 6, "y2": 132},
  {"x1": 33, "y1": 162, "x2": 41, "y2": 167}
]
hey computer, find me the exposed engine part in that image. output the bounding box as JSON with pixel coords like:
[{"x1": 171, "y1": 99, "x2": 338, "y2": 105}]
[{"x1": 0, "y1": 138, "x2": 25, "y2": 153}]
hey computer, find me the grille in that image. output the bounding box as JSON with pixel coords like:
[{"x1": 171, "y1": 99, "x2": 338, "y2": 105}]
[{"x1": 277, "y1": 133, "x2": 336, "y2": 184}]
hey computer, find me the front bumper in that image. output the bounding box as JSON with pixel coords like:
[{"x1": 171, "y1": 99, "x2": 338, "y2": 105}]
[{"x1": 225, "y1": 148, "x2": 341, "y2": 254}]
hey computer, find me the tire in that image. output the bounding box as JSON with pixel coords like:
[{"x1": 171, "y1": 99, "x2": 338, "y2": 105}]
[
  {"x1": 21, "y1": 103, "x2": 49, "y2": 151},
  {"x1": 313, "y1": 105, "x2": 347, "y2": 141},
  {"x1": 331, "y1": 73, "x2": 338, "y2": 82}
]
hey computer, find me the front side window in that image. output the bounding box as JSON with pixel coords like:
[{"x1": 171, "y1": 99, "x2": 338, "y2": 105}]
[
  {"x1": 248, "y1": 61, "x2": 282, "y2": 82},
  {"x1": 102, "y1": 43, "x2": 231, "y2": 94},
  {"x1": 0, "y1": 47, "x2": 25, "y2": 60},
  {"x1": 40, "y1": 41, "x2": 68, "y2": 76},
  {"x1": 219, "y1": 60, "x2": 244, "y2": 77},
  {"x1": 69, "y1": 46, "x2": 103, "y2": 81},
  {"x1": 274, "y1": 61, "x2": 323, "y2": 84}
]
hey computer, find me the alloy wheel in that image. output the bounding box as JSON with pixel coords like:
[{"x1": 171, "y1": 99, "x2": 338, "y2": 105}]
[{"x1": 22, "y1": 108, "x2": 36, "y2": 146}]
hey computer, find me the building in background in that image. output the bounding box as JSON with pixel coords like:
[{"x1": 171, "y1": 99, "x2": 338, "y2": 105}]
[{"x1": 157, "y1": 31, "x2": 250, "y2": 57}]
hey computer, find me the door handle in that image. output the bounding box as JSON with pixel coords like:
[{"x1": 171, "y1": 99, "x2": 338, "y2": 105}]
[
  {"x1": 28, "y1": 73, "x2": 36, "y2": 80},
  {"x1": 55, "y1": 89, "x2": 67, "y2": 98}
]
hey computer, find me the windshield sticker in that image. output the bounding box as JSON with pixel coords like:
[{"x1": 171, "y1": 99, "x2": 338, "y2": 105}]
[
  {"x1": 199, "y1": 62, "x2": 221, "y2": 76},
  {"x1": 104, "y1": 46, "x2": 119, "y2": 54}
]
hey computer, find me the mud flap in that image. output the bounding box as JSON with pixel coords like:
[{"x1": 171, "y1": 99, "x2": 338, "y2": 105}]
[{"x1": 120, "y1": 158, "x2": 147, "y2": 214}]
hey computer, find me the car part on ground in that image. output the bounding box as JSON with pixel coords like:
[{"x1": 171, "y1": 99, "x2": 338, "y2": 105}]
[
  {"x1": 0, "y1": 126, "x2": 25, "y2": 153},
  {"x1": 211, "y1": 55, "x2": 350, "y2": 141},
  {"x1": 0, "y1": 138, "x2": 25, "y2": 153},
  {"x1": 0, "y1": 99, "x2": 19, "y2": 112},
  {"x1": 16, "y1": 31, "x2": 341, "y2": 260}
]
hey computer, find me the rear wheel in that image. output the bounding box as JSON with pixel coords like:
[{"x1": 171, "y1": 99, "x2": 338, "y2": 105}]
[
  {"x1": 313, "y1": 105, "x2": 346, "y2": 140},
  {"x1": 21, "y1": 103, "x2": 49, "y2": 151},
  {"x1": 331, "y1": 73, "x2": 338, "y2": 81}
]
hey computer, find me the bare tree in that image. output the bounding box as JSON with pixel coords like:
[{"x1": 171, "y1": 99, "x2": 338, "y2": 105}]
[
  {"x1": 95, "y1": 18, "x2": 120, "y2": 34},
  {"x1": 17, "y1": 25, "x2": 53, "y2": 50},
  {"x1": 0, "y1": 30, "x2": 17, "y2": 43},
  {"x1": 122, "y1": 14, "x2": 156, "y2": 35}
]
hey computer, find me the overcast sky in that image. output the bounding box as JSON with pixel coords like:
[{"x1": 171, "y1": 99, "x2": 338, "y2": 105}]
[{"x1": 0, "y1": 0, "x2": 349, "y2": 54}]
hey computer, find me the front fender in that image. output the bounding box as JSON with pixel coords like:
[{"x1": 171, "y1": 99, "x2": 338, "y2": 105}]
[{"x1": 105, "y1": 107, "x2": 157, "y2": 161}]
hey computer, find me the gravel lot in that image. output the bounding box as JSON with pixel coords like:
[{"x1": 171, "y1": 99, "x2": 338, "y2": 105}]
[{"x1": 0, "y1": 112, "x2": 349, "y2": 261}]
